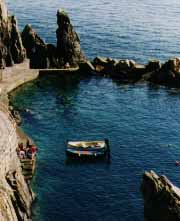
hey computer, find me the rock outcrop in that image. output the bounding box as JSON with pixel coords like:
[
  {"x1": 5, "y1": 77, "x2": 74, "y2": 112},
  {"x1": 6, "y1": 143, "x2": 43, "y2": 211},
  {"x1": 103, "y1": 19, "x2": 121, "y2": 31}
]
[
  {"x1": 92, "y1": 57, "x2": 146, "y2": 82},
  {"x1": 141, "y1": 171, "x2": 180, "y2": 221},
  {"x1": 56, "y1": 10, "x2": 86, "y2": 67},
  {"x1": 92, "y1": 57, "x2": 180, "y2": 86},
  {"x1": 21, "y1": 25, "x2": 49, "y2": 69},
  {"x1": 0, "y1": 0, "x2": 26, "y2": 69},
  {"x1": 22, "y1": 10, "x2": 86, "y2": 69},
  {"x1": 150, "y1": 58, "x2": 180, "y2": 86}
]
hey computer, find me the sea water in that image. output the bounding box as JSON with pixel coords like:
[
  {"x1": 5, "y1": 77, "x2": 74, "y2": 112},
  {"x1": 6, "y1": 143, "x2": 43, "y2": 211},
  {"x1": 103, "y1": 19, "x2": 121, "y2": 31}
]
[{"x1": 7, "y1": 0, "x2": 180, "y2": 220}]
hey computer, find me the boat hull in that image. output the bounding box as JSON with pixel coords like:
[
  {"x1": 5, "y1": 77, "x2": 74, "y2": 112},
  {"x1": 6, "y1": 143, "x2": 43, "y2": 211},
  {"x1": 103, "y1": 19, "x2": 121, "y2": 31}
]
[{"x1": 66, "y1": 149, "x2": 107, "y2": 158}]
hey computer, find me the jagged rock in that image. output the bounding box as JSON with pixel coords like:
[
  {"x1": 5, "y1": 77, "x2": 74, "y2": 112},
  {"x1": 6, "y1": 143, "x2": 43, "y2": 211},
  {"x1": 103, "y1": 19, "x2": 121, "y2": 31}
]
[
  {"x1": 115, "y1": 59, "x2": 136, "y2": 71},
  {"x1": 0, "y1": 0, "x2": 26, "y2": 69},
  {"x1": 93, "y1": 57, "x2": 146, "y2": 81},
  {"x1": 79, "y1": 60, "x2": 95, "y2": 73},
  {"x1": 56, "y1": 10, "x2": 86, "y2": 67},
  {"x1": 146, "y1": 60, "x2": 161, "y2": 72},
  {"x1": 93, "y1": 57, "x2": 120, "y2": 74},
  {"x1": 163, "y1": 58, "x2": 180, "y2": 73},
  {"x1": 9, "y1": 16, "x2": 26, "y2": 64},
  {"x1": 141, "y1": 170, "x2": 180, "y2": 221},
  {"x1": 22, "y1": 10, "x2": 86, "y2": 69},
  {"x1": 21, "y1": 25, "x2": 49, "y2": 68},
  {"x1": 150, "y1": 58, "x2": 180, "y2": 86}
]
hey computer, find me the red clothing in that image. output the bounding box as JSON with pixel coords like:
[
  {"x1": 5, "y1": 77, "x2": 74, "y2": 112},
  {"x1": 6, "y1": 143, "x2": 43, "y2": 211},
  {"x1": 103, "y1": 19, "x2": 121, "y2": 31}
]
[{"x1": 31, "y1": 146, "x2": 37, "y2": 154}]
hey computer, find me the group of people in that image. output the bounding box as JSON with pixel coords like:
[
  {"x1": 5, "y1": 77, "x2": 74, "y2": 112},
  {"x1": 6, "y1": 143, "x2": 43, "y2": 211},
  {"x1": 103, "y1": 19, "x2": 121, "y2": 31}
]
[{"x1": 17, "y1": 140, "x2": 37, "y2": 160}]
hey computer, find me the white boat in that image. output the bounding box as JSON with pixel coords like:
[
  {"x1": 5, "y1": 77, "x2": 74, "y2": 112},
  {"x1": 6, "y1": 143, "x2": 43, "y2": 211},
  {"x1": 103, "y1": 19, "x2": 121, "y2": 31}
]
[{"x1": 66, "y1": 139, "x2": 110, "y2": 157}]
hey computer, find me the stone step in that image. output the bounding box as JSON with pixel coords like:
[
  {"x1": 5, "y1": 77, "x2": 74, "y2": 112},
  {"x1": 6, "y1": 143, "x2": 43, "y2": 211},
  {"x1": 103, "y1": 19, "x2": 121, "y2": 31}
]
[{"x1": 20, "y1": 158, "x2": 36, "y2": 180}]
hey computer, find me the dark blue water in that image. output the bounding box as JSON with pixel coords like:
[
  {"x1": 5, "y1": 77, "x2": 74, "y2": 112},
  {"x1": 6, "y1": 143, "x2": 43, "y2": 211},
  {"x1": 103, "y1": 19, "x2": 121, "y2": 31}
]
[
  {"x1": 11, "y1": 75, "x2": 180, "y2": 221},
  {"x1": 6, "y1": 0, "x2": 180, "y2": 63},
  {"x1": 7, "y1": 0, "x2": 180, "y2": 220}
]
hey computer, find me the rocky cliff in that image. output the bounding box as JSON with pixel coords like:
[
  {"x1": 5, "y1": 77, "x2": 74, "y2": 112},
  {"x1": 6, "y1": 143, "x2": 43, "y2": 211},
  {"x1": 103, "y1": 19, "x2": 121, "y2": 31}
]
[
  {"x1": 22, "y1": 9, "x2": 86, "y2": 69},
  {"x1": 0, "y1": 103, "x2": 34, "y2": 221},
  {"x1": 0, "y1": 3, "x2": 35, "y2": 220},
  {"x1": 0, "y1": 0, "x2": 26, "y2": 69},
  {"x1": 141, "y1": 171, "x2": 180, "y2": 221}
]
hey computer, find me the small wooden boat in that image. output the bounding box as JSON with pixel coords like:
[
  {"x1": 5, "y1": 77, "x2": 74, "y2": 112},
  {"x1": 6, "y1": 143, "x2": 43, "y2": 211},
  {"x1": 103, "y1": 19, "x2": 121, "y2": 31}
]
[{"x1": 66, "y1": 139, "x2": 110, "y2": 157}]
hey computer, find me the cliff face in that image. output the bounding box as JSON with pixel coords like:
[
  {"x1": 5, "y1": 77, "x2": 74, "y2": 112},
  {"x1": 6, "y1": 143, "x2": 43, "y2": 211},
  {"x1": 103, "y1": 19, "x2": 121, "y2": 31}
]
[
  {"x1": 21, "y1": 10, "x2": 86, "y2": 68},
  {"x1": 141, "y1": 171, "x2": 180, "y2": 221},
  {"x1": 0, "y1": 0, "x2": 26, "y2": 69},
  {"x1": 0, "y1": 104, "x2": 34, "y2": 221}
]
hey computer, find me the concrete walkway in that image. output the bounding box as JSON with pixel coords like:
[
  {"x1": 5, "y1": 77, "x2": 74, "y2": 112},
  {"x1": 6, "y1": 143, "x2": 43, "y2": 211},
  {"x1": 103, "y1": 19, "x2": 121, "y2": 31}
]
[
  {"x1": 39, "y1": 67, "x2": 79, "y2": 73},
  {"x1": 0, "y1": 60, "x2": 39, "y2": 95},
  {"x1": 0, "y1": 60, "x2": 80, "y2": 96}
]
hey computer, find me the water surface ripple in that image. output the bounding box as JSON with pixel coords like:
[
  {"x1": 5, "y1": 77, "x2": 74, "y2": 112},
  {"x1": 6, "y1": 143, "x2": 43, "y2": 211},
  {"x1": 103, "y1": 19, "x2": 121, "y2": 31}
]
[
  {"x1": 11, "y1": 75, "x2": 180, "y2": 221},
  {"x1": 6, "y1": 0, "x2": 180, "y2": 220},
  {"x1": 6, "y1": 0, "x2": 180, "y2": 63}
]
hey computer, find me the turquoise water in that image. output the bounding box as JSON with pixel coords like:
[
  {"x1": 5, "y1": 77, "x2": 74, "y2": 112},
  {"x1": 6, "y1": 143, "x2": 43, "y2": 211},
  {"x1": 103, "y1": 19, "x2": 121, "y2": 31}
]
[{"x1": 6, "y1": 0, "x2": 180, "y2": 220}]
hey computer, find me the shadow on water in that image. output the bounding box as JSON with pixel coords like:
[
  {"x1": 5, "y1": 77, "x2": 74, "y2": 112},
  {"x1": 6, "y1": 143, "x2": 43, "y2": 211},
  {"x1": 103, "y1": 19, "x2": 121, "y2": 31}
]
[
  {"x1": 36, "y1": 72, "x2": 86, "y2": 90},
  {"x1": 65, "y1": 153, "x2": 111, "y2": 166}
]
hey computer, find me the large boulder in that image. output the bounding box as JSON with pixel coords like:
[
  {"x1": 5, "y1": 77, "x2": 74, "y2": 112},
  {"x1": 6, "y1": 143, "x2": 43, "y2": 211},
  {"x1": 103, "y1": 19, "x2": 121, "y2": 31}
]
[
  {"x1": 93, "y1": 57, "x2": 117, "y2": 73},
  {"x1": 93, "y1": 57, "x2": 146, "y2": 81},
  {"x1": 56, "y1": 10, "x2": 86, "y2": 67},
  {"x1": 150, "y1": 58, "x2": 180, "y2": 86},
  {"x1": 141, "y1": 171, "x2": 180, "y2": 221},
  {"x1": 145, "y1": 60, "x2": 161, "y2": 72}
]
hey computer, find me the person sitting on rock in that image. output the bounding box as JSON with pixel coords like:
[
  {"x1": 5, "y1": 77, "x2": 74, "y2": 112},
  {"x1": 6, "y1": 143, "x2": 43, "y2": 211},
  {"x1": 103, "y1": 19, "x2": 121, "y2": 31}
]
[
  {"x1": 65, "y1": 62, "x2": 70, "y2": 69},
  {"x1": 19, "y1": 149, "x2": 26, "y2": 159}
]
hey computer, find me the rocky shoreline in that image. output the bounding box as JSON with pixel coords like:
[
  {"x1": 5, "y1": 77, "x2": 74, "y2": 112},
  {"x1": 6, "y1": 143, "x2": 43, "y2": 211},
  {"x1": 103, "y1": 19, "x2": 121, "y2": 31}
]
[
  {"x1": 19, "y1": 9, "x2": 180, "y2": 88},
  {"x1": 0, "y1": 0, "x2": 38, "y2": 220},
  {"x1": 0, "y1": 0, "x2": 180, "y2": 220}
]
